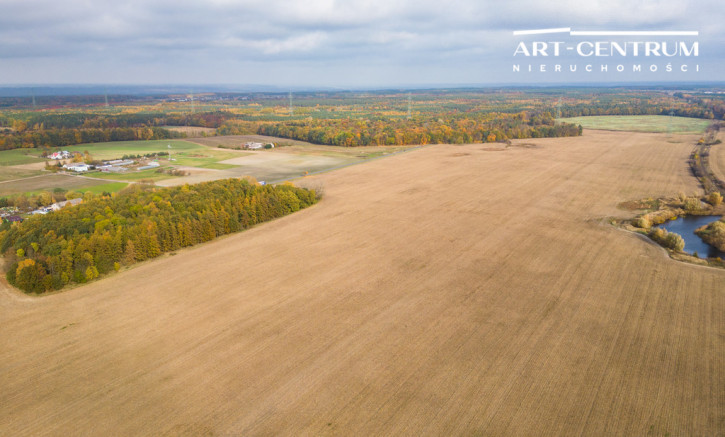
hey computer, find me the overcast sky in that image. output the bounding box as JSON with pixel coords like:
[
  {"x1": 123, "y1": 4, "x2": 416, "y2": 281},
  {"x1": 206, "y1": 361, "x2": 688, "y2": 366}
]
[{"x1": 1, "y1": 0, "x2": 722, "y2": 88}]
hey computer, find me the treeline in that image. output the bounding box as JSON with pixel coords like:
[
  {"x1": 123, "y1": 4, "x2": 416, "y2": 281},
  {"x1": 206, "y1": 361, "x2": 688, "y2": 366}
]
[
  {"x1": 0, "y1": 111, "x2": 234, "y2": 151},
  {"x1": 559, "y1": 104, "x2": 716, "y2": 119},
  {"x1": 1, "y1": 179, "x2": 317, "y2": 293},
  {"x1": 22, "y1": 111, "x2": 232, "y2": 130},
  {"x1": 252, "y1": 112, "x2": 582, "y2": 146},
  {"x1": 0, "y1": 127, "x2": 182, "y2": 151}
]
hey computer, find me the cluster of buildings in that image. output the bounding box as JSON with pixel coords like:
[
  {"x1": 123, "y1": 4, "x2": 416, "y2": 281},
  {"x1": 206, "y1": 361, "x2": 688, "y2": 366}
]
[{"x1": 48, "y1": 150, "x2": 73, "y2": 160}]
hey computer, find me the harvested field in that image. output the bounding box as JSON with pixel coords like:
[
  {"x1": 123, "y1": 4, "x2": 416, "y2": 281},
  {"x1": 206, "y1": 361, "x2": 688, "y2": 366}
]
[
  {"x1": 0, "y1": 166, "x2": 43, "y2": 183},
  {"x1": 161, "y1": 126, "x2": 217, "y2": 137},
  {"x1": 0, "y1": 174, "x2": 112, "y2": 197},
  {"x1": 1, "y1": 130, "x2": 723, "y2": 436}
]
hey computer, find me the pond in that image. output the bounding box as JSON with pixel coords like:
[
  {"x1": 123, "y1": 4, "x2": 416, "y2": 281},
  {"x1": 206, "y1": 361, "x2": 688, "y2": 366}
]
[{"x1": 657, "y1": 215, "x2": 725, "y2": 259}]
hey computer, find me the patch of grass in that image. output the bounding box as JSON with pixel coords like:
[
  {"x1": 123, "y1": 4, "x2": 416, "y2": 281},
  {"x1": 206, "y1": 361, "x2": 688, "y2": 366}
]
[
  {"x1": 79, "y1": 182, "x2": 129, "y2": 194},
  {"x1": 171, "y1": 150, "x2": 241, "y2": 168},
  {"x1": 0, "y1": 149, "x2": 47, "y2": 166},
  {"x1": 559, "y1": 115, "x2": 710, "y2": 134}
]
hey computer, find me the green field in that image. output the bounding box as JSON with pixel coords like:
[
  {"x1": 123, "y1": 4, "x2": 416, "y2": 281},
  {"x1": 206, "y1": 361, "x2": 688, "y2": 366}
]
[
  {"x1": 170, "y1": 149, "x2": 244, "y2": 168},
  {"x1": 79, "y1": 182, "x2": 129, "y2": 194},
  {"x1": 559, "y1": 115, "x2": 711, "y2": 133},
  {"x1": 0, "y1": 149, "x2": 47, "y2": 166},
  {"x1": 65, "y1": 140, "x2": 202, "y2": 160}
]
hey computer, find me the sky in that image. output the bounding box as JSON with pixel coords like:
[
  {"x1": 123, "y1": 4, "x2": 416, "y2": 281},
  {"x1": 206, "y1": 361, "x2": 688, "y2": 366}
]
[{"x1": 0, "y1": 0, "x2": 723, "y2": 88}]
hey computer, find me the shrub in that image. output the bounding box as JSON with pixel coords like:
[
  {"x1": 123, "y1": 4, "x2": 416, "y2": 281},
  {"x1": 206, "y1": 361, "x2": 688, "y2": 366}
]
[
  {"x1": 683, "y1": 197, "x2": 701, "y2": 212},
  {"x1": 664, "y1": 232, "x2": 685, "y2": 252},
  {"x1": 633, "y1": 216, "x2": 651, "y2": 229},
  {"x1": 643, "y1": 209, "x2": 680, "y2": 225},
  {"x1": 649, "y1": 227, "x2": 685, "y2": 252},
  {"x1": 707, "y1": 192, "x2": 723, "y2": 207}
]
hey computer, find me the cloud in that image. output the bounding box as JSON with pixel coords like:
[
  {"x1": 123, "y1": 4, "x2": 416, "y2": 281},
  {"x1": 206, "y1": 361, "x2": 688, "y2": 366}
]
[{"x1": 0, "y1": 0, "x2": 721, "y2": 86}]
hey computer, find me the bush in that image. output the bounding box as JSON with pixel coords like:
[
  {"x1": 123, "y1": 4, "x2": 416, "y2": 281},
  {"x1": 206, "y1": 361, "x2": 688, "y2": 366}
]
[
  {"x1": 642, "y1": 209, "x2": 680, "y2": 226},
  {"x1": 683, "y1": 197, "x2": 701, "y2": 212},
  {"x1": 707, "y1": 192, "x2": 723, "y2": 207},
  {"x1": 664, "y1": 232, "x2": 685, "y2": 252},
  {"x1": 649, "y1": 227, "x2": 685, "y2": 251},
  {"x1": 633, "y1": 216, "x2": 652, "y2": 229}
]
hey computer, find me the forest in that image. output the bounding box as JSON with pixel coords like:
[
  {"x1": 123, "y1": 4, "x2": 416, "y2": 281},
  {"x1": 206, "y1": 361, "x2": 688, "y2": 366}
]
[
  {"x1": 1, "y1": 88, "x2": 722, "y2": 151},
  {"x1": 0, "y1": 179, "x2": 318, "y2": 293}
]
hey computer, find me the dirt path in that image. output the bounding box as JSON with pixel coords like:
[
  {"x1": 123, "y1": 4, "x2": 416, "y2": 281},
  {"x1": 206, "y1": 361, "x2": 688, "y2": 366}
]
[{"x1": 690, "y1": 124, "x2": 725, "y2": 195}]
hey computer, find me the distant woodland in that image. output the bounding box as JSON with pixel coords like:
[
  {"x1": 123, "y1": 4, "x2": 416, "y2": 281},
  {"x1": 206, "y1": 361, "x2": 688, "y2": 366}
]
[
  {"x1": 1, "y1": 179, "x2": 318, "y2": 293},
  {"x1": 1, "y1": 88, "x2": 722, "y2": 151}
]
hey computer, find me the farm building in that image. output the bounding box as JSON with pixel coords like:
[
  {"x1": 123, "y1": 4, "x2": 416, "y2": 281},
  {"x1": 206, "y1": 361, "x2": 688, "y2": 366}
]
[
  {"x1": 105, "y1": 159, "x2": 135, "y2": 166},
  {"x1": 65, "y1": 163, "x2": 90, "y2": 172},
  {"x1": 98, "y1": 165, "x2": 127, "y2": 173}
]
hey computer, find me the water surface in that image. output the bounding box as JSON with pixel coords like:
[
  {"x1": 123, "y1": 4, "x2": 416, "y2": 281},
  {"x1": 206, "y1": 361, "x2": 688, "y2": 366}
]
[{"x1": 658, "y1": 215, "x2": 725, "y2": 258}]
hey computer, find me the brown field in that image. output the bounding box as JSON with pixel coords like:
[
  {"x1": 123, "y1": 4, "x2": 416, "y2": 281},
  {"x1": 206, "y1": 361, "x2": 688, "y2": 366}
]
[
  {"x1": 190, "y1": 134, "x2": 413, "y2": 157},
  {"x1": 1, "y1": 130, "x2": 723, "y2": 436},
  {"x1": 162, "y1": 126, "x2": 217, "y2": 137}
]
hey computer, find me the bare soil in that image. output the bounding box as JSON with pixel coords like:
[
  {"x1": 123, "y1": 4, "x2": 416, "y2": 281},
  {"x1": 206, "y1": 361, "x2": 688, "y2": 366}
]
[
  {"x1": 1, "y1": 130, "x2": 722, "y2": 436},
  {"x1": 162, "y1": 126, "x2": 217, "y2": 137}
]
